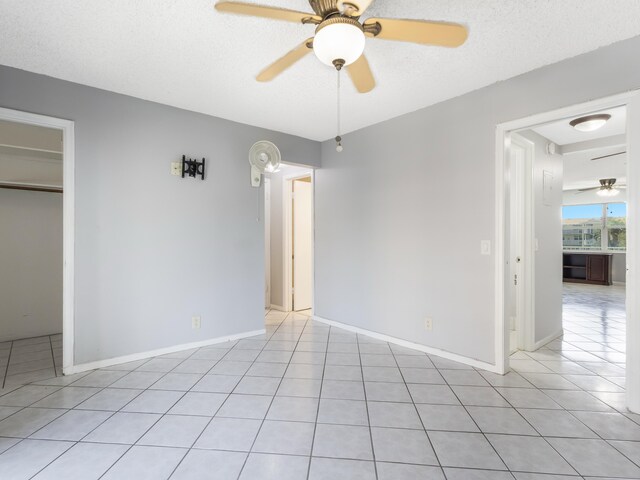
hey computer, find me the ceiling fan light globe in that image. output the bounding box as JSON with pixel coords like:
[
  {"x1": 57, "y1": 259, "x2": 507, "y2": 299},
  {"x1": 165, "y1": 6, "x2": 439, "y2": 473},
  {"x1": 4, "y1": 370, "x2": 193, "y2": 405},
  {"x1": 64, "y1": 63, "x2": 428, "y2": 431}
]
[
  {"x1": 597, "y1": 188, "x2": 620, "y2": 197},
  {"x1": 313, "y1": 23, "x2": 365, "y2": 66}
]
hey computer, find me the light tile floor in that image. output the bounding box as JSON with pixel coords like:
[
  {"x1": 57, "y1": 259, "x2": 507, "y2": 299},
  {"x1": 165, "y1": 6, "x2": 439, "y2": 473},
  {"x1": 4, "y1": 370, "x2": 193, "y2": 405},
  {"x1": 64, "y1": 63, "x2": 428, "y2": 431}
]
[
  {"x1": 1, "y1": 334, "x2": 62, "y2": 389},
  {"x1": 0, "y1": 284, "x2": 638, "y2": 479}
]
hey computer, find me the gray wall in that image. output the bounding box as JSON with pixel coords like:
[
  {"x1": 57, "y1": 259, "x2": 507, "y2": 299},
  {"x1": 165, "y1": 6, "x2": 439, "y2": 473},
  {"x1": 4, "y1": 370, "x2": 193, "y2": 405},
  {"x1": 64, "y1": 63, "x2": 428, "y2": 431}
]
[
  {"x1": 0, "y1": 189, "x2": 62, "y2": 341},
  {"x1": 315, "y1": 36, "x2": 640, "y2": 365},
  {"x1": 0, "y1": 65, "x2": 320, "y2": 364},
  {"x1": 520, "y1": 130, "x2": 564, "y2": 344},
  {"x1": 267, "y1": 165, "x2": 313, "y2": 309}
]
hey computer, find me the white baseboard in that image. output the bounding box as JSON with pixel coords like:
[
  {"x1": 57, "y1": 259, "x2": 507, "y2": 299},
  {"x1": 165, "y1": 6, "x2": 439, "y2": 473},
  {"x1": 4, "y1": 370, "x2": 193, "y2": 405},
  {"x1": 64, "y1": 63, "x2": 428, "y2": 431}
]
[
  {"x1": 613, "y1": 281, "x2": 626, "y2": 286},
  {"x1": 269, "y1": 304, "x2": 288, "y2": 312},
  {"x1": 532, "y1": 328, "x2": 564, "y2": 351},
  {"x1": 63, "y1": 328, "x2": 266, "y2": 376},
  {"x1": 313, "y1": 315, "x2": 501, "y2": 374}
]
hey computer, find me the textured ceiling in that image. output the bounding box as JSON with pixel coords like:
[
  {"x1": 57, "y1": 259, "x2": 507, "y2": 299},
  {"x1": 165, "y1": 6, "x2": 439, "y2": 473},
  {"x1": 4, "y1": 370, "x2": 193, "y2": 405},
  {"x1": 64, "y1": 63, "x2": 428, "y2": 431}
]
[{"x1": 2, "y1": 1, "x2": 640, "y2": 141}]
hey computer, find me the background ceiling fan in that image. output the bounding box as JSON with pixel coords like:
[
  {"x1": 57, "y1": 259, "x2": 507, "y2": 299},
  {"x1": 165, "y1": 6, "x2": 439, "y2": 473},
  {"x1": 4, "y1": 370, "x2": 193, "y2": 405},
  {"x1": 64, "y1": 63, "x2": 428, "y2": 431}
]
[
  {"x1": 215, "y1": 0, "x2": 468, "y2": 93},
  {"x1": 577, "y1": 178, "x2": 626, "y2": 197}
]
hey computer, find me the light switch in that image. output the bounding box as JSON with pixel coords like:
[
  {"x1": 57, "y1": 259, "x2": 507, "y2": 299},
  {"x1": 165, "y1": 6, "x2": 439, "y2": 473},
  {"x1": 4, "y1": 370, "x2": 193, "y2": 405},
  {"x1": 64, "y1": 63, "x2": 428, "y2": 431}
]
[{"x1": 481, "y1": 240, "x2": 491, "y2": 255}]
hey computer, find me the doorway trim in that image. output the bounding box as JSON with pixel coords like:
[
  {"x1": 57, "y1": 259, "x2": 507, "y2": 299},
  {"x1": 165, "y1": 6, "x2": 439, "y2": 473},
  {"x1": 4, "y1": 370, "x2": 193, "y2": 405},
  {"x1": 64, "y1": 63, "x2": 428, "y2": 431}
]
[
  {"x1": 0, "y1": 107, "x2": 75, "y2": 374},
  {"x1": 495, "y1": 90, "x2": 640, "y2": 412},
  {"x1": 283, "y1": 171, "x2": 315, "y2": 312},
  {"x1": 264, "y1": 178, "x2": 271, "y2": 309}
]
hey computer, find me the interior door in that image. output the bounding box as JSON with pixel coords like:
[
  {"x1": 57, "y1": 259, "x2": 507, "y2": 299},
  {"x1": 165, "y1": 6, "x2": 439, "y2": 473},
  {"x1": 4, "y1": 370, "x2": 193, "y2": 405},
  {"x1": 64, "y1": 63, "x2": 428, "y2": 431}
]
[
  {"x1": 509, "y1": 138, "x2": 526, "y2": 353},
  {"x1": 292, "y1": 178, "x2": 312, "y2": 311}
]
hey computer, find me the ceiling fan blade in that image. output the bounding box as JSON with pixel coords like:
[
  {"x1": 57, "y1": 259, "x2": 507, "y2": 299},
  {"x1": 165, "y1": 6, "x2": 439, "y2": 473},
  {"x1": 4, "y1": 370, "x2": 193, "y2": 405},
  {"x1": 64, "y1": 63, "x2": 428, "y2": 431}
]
[
  {"x1": 576, "y1": 187, "x2": 599, "y2": 193},
  {"x1": 347, "y1": 54, "x2": 375, "y2": 93},
  {"x1": 591, "y1": 151, "x2": 626, "y2": 161},
  {"x1": 215, "y1": 2, "x2": 321, "y2": 24},
  {"x1": 256, "y1": 39, "x2": 313, "y2": 82},
  {"x1": 337, "y1": 0, "x2": 373, "y2": 16},
  {"x1": 364, "y1": 17, "x2": 468, "y2": 47}
]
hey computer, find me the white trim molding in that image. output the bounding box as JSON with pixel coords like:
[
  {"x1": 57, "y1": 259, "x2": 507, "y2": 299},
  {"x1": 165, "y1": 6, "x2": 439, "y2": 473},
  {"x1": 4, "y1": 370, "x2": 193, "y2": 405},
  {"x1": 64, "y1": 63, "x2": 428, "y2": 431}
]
[
  {"x1": 314, "y1": 315, "x2": 502, "y2": 374},
  {"x1": 65, "y1": 328, "x2": 266, "y2": 375},
  {"x1": 0, "y1": 107, "x2": 75, "y2": 375},
  {"x1": 533, "y1": 328, "x2": 564, "y2": 351},
  {"x1": 269, "y1": 304, "x2": 288, "y2": 312}
]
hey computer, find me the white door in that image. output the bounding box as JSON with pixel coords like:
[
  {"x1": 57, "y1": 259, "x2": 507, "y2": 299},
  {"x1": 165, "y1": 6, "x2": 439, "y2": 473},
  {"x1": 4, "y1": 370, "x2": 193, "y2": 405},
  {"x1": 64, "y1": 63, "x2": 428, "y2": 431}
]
[
  {"x1": 509, "y1": 142, "x2": 525, "y2": 353},
  {"x1": 292, "y1": 179, "x2": 312, "y2": 311}
]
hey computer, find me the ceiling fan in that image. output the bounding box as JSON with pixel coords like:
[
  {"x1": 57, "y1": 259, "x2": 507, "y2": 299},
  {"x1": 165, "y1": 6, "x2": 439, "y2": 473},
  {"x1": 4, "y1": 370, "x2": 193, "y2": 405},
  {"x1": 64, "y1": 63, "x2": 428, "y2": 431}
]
[
  {"x1": 214, "y1": 0, "x2": 468, "y2": 93},
  {"x1": 577, "y1": 178, "x2": 626, "y2": 197}
]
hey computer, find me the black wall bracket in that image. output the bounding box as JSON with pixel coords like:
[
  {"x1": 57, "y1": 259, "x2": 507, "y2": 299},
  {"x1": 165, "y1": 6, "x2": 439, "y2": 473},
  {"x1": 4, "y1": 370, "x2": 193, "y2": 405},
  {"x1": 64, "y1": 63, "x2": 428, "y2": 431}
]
[{"x1": 181, "y1": 155, "x2": 205, "y2": 180}]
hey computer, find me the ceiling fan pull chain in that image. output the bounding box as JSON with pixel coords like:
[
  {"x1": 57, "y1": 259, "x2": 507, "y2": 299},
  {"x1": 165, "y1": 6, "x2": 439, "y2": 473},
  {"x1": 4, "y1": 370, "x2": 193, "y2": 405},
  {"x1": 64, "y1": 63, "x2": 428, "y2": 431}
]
[{"x1": 335, "y1": 68, "x2": 343, "y2": 152}]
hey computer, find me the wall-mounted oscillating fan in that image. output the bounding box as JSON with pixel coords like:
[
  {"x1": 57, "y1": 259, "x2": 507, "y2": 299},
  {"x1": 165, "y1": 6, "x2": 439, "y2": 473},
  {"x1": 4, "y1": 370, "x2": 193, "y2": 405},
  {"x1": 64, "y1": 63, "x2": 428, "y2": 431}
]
[{"x1": 249, "y1": 141, "x2": 281, "y2": 187}]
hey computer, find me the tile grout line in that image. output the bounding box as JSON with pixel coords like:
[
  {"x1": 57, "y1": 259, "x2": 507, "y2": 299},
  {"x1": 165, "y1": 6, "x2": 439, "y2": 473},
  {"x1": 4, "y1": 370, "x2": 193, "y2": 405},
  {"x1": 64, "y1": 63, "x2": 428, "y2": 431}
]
[
  {"x1": 235, "y1": 310, "x2": 306, "y2": 480},
  {"x1": 305, "y1": 319, "x2": 330, "y2": 480},
  {"x1": 387, "y1": 347, "x2": 446, "y2": 478},
  {"x1": 2, "y1": 341, "x2": 13, "y2": 389},
  {"x1": 355, "y1": 333, "x2": 380, "y2": 480},
  {"x1": 48, "y1": 335, "x2": 58, "y2": 377}
]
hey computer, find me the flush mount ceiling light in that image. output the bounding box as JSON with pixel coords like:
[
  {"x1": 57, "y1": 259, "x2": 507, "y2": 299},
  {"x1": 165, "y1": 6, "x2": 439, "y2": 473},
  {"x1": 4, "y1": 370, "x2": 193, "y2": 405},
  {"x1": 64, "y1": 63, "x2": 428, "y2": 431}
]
[{"x1": 569, "y1": 113, "x2": 611, "y2": 132}]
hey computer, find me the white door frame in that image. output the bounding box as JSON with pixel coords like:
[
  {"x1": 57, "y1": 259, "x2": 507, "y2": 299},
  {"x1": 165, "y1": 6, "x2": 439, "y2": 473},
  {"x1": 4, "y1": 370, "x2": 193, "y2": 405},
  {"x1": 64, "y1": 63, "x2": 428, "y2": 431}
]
[
  {"x1": 264, "y1": 178, "x2": 271, "y2": 309},
  {"x1": 283, "y1": 171, "x2": 315, "y2": 312},
  {"x1": 0, "y1": 107, "x2": 75, "y2": 374},
  {"x1": 494, "y1": 90, "x2": 640, "y2": 413},
  {"x1": 509, "y1": 133, "x2": 535, "y2": 352}
]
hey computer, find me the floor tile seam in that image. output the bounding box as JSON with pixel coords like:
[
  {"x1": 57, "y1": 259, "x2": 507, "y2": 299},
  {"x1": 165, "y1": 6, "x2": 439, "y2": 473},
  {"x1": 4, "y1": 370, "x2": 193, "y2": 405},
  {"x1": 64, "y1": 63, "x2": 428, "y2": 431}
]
[
  {"x1": 352, "y1": 332, "x2": 380, "y2": 480},
  {"x1": 236, "y1": 313, "x2": 307, "y2": 480},
  {"x1": 302, "y1": 322, "x2": 330, "y2": 480},
  {"x1": 28, "y1": 386, "x2": 111, "y2": 410},
  {"x1": 0, "y1": 384, "x2": 89, "y2": 475},
  {"x1": 94, "y1": 384, "x2": 196, "y2": 480},
  {"x1": 602, "y1": 437, "x2": 640, "y2": 470},
  {"x1": 18, "y1": 437, "x2": 78, "y2": 480},
  {"x1": 430, "y1": 363, "x2": 516, "y2": 473},
  {"x1": 164, "y1": 374, "x2": 238, "y2": 478},
  {"x1": 2, "y1": 342, "x2": 14, "y2": 389},
  {"x1": 48, "y1": 336, "x2": 58, "y2": 378},
  {"x1": 4, "y1": 354, "x2": 60, "y2": 368},
  {"x1": 496, "y1": 363, "x2": 609, "y2": 474},
  {"x1": 387, "y1": 346, "x2": 445, "y2": 471},
  {"x1": 562, "y1": 408, "x2": 640, "y2": 464},
  {"x1": 456, "y1": 361, "x2": 595, "y2": 476},
  {"x1": 19, "y1": 381, "x2": 106, "y2": 409}
]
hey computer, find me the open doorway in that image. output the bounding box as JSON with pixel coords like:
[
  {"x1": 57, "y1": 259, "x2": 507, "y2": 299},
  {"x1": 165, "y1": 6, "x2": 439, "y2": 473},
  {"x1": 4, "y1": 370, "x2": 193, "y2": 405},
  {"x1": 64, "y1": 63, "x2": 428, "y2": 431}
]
[
  {"x1": 264, "y1": 164, "x2": 314, "y2": 313},
  {"x1": 0, "y1": 118, "x2": 63, "y2": 386},
  {"x1": 0, "y1": 107, "x2": 74, "y2": 380},
  {"x1": 497, "y1": 92, "x2": 639, "y2": 412}
]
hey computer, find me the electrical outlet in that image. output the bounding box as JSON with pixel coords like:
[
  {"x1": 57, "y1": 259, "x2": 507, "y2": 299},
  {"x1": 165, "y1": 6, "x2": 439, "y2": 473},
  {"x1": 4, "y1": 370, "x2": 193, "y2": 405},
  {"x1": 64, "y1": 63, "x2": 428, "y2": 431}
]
[
  {"x1": 480, "y1": 240, "x2": 491, "y2": 255},
  {"x1": 424, "y1": 317, "x2": 433, "y2": 331},
  {"x1": 171, "y1": 162, "x2": 181, "y2": 176},
  {"x1": 192, "y1": 316, "x2": 201, "y2": 329}
]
